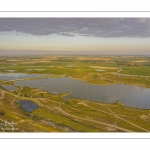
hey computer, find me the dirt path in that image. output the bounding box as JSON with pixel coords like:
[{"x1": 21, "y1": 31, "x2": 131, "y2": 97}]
[
  {"x1": 11, "y1": 99, "x2": 16, "y2": 106},
  {"x1": 0, "y1": 91, "x2": 4, "y2": 99},
  {"x1": 83, "y1": 102, "x2": 149, "y2": 132},
  {"x1": 5, "y1": 90, "x2": 19, "y2": 98},
  {"x1": 3, "y1": 90, "x2": 149, "y2": 132},
  {"x1": 78, "y1": 101, "x2": 118, "y2": 128},
  {"x1": 35, "y1": 99, "x2": 131, "y2": 132},
  {"x1": 30, "y1": 89, "x2": 44, "y2": 98},
  {"x1": 99, "y1": 103, "x2": 149, "y2": 132},
  {"x1": 18, "y1": 87, "x2": 23, "y2": 96},
  {"x1": 38, "y1": 98, "x2": 62, "y2": 106}
]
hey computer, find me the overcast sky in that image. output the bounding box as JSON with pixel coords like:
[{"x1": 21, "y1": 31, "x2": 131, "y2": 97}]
[{"x1": 0, "y1": 18, "x2": 150, "y2": 54}]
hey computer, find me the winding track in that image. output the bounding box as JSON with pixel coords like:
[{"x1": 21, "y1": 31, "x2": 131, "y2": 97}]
[
  {"x1": 35, "y1": 98, "x2": 131, "y2": 132},
  {"x1": 0, "y1": 91, "x2": 4, "y2": 99},
  {"x1": 78, "y1": 101, "x2": 149, "y2": 132},
  {"x1": 2, "y1": 89, "x2": 149, "y2": 132}
]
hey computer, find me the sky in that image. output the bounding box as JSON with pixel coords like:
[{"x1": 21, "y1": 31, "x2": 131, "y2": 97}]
[{"x1": 0, "y1": 18, "x2": 150, "y2": 55}]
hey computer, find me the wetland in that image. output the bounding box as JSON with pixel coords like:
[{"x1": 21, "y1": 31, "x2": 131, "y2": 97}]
[{"x1": 0, "y1": 55, "x2": 150, "y2": 132}]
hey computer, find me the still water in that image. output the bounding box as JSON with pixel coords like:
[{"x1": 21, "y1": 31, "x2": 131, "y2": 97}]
[
  {"x1": 5, "y1": 70, "x2": 16, "y2": 72},
  {"x1": 0, "y1": 73, "x2": 44, "y2": 80},
  {"x1": 1, "y1": 85, "x2": 18, "y2": 91},
  {"x1": 17, "y1": 100, "x2": 39, "y2": 112},
  {"x1": 14, "y1": 77, "x2": 150, "y2": 109}
]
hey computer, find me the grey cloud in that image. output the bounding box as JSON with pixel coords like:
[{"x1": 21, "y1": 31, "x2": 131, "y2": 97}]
[{"x1": 0, "y1": 18, "x2": 150, "y2": 37}]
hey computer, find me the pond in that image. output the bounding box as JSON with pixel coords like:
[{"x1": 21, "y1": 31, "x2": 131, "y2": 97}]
[
  {"x1": 0, "y1": 73, "x2": 45, "y2": 80},
  {"x1": 1, "y1": 85, "x2": 18, "y2": 91},
  {"x1": 17, "y1": 100, "x2": 39, "y2": 112},
  {"x1": 14, "y1": 77, "x2": 150, "y2": 109}
]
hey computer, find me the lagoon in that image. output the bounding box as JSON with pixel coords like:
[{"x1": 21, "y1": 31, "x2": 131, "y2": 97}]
[{"x1": 14, "y1": 77, "x2": 150, "y2": 109}]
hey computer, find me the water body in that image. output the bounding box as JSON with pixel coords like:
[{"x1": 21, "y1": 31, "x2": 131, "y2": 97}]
[
  {"x1": 15, "y1": 77, "x2": 150, "y2": 109},
  {"x1": 5, "y1": 70, "x2": 16, "y2": 72},
  {"x1": 0, "y1": 73, "x2": 43, "y2": 80},
  {"x1": 17, "y1": 100, "x2": 39, "y2": 112},
  {"x1": 25, "y1": 69, "x2": 45, "y2": 71},
  {"x1": 1, "y1": 85, "x2": 18, "y2": 91},
  {"x1": 113, "y1": 72, "x2": 148, "y2": 78}
]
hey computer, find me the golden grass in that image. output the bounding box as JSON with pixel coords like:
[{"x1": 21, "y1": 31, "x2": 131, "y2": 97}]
[
  {"x1": 132, "y1": 60, "x2": 149, "y2": 63},
  {"x1": 90, "y1": 66, "x2": 118, "y2": 70},
  {"x1": 77, "y1": 57, "x2": 109, "y2": 61}
]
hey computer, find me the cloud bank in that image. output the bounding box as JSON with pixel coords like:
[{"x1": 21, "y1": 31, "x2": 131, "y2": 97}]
[{"x1": 0, "y1": 18, "x2": 150, "y2": 37}]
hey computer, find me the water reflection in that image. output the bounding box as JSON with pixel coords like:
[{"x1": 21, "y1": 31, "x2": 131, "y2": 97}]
[
  {"x1": 0, "y1": 73, "x2": 43, "y2": 80},
  {"x1": 1, "y1": 85, "x2": 18, "y2": 91},
  {"x1": 14, "y1": 77, "x2": 150, "y2": 109},
  {"x1": 17, "y1": 100, "x2": 39, "y2": 112}
]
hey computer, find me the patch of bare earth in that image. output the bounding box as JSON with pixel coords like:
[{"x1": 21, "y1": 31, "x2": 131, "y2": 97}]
[
  {"x1": 77, "y1": 57, "x2": 109, "y2": 61},
  {"x1": 41, "y1": 56, "x2": 58, "y2": 61},
  {"x1": 132, "y1": 60, "x2": 149, "y2": 63},
  {"x1": 90, "y1": 66, "x2": 118, "y2": 70}
]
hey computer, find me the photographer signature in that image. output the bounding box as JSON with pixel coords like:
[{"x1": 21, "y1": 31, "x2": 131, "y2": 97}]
[{"x1": 5, "y1": 121, "x2": 18, "y2": 127}]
